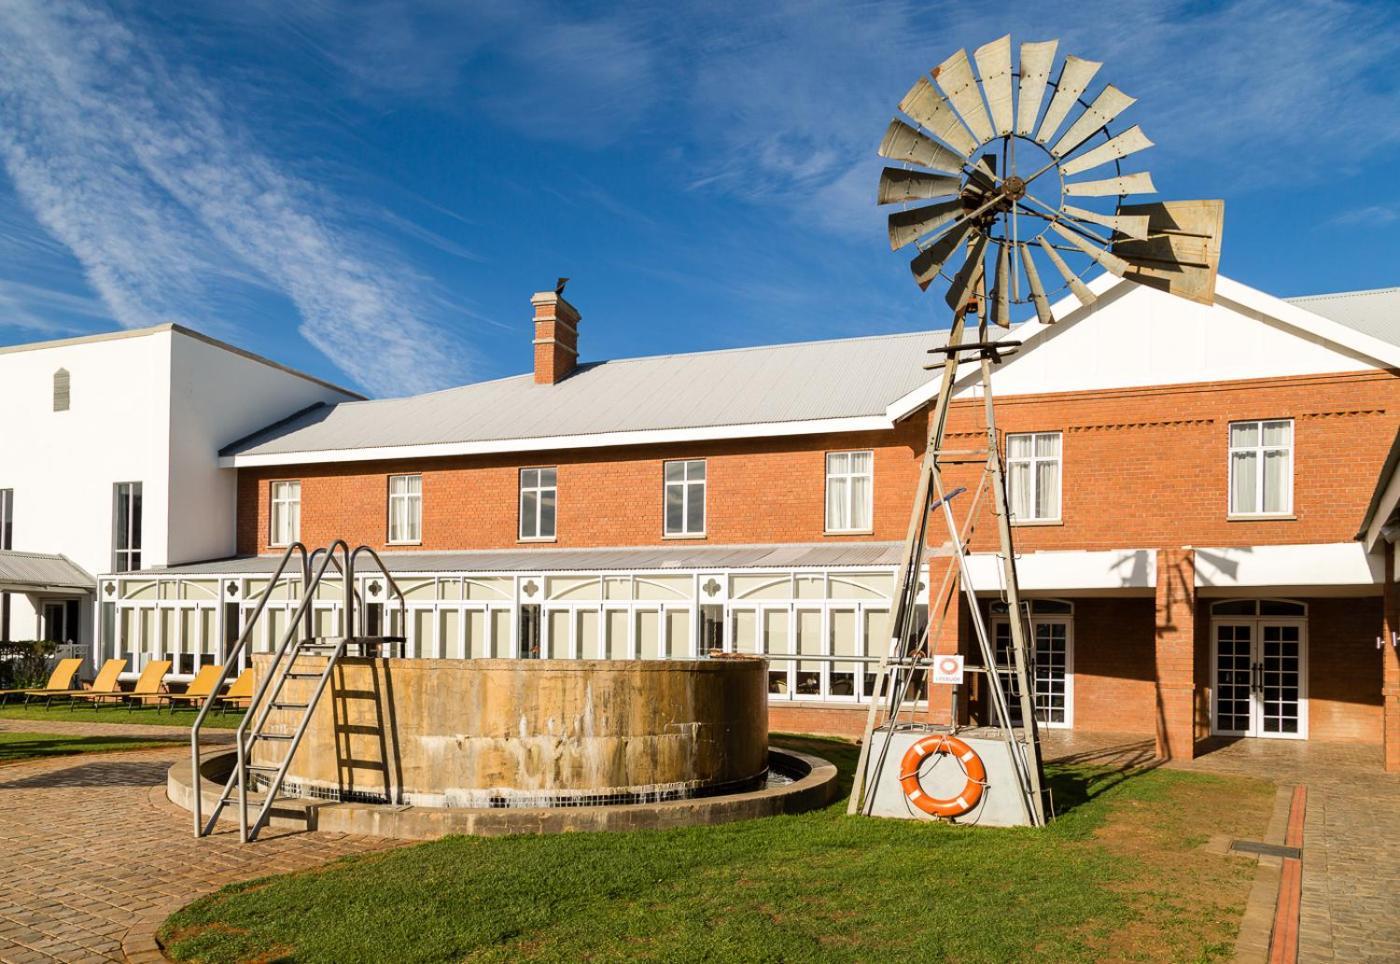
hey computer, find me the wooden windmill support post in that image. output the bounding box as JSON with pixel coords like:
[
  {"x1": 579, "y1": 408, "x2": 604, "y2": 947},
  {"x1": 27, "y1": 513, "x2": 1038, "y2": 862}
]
[{"x1": 848, "y1": 294, "x2": 1048, "y2": 826}]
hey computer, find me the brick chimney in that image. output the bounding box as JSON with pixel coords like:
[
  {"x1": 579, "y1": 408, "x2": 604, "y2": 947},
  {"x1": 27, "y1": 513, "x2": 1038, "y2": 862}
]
[{"x1": 530, "y1": 287, "x2": 581, "y2": 384}]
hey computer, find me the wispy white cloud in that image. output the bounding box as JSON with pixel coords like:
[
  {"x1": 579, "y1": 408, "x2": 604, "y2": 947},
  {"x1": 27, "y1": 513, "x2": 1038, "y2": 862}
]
[
  {"x1": 0, "y1": 0, "x2": 471, "y2": 395},
  {"x1": 1326, "y1": 203, "x2": 1400, "y2": 227}
]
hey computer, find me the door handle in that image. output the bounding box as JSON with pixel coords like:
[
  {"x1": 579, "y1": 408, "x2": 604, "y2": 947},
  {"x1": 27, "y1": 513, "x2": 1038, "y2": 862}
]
[{"x1": 1251, "y1": 662, "x2": 1263, "y2": 693}]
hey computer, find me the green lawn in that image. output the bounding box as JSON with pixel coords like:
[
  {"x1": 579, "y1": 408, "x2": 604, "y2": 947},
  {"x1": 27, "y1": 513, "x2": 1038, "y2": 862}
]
[
  {"x1": 0, "y1": 702, "x2": 243, "y2": 729},
  {"x1": 160, "y1": 735, "x2": 1273, "y2": 963},
  {"x1": 0, "y1": 730, "x2": 179, "y2": 763}
]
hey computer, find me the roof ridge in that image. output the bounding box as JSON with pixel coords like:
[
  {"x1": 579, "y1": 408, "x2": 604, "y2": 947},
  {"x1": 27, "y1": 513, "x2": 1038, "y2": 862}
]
[{"x1": 1287, "y1": 286, "x2": 1400, "y2": 302}]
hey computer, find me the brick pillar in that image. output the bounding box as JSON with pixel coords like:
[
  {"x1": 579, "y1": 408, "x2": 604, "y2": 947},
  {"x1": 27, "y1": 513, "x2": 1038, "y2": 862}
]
[
  {"x1": 1154, "y1": 547, "x2": 1197, "y2": 761},
  {"x1": 1384, "y1": 545, "x2": 1400, "y2": 773},
  {"x1": 924, "y1": 556, "x2": 962, "y2": 727}
]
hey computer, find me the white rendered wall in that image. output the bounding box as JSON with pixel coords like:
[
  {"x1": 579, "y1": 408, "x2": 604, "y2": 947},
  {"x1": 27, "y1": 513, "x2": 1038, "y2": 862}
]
[
  {"x1": 0, "y1": 331, "x2": 173, "y2": 577},
  {"x1": 166, "y1": 331, "x2": 356, "y2": 565},
  {"x1": 954, "y1": 281, "x2": 1386, "y2": 400}
]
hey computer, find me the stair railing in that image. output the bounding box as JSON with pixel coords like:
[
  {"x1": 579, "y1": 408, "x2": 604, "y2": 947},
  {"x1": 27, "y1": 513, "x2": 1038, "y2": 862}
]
[
  {"x1": 234, "y1": 540, "x2": 351, "y2": 841},
  {"x1": 350, "y1": 545, "x2": 408, "y2": 653},
  {"x1": 190, "y1": 542, "x2": 308, "y2": 837}
]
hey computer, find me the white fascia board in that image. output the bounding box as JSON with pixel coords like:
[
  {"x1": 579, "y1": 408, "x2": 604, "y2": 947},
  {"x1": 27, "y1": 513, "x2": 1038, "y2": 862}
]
[
  {"x1": 964, "y1": 547, "x2": 1157, "y2": 594},
  {"x1": 1364, "y1": 468, "x2": 1400, "y2": 552},
  {"x1": 1214, "y1": 276, "x2": 1400, "y2": 370},
  {"x1": 884, "y1": 272, "x2": 1124, "y2": 421},
  {"x1": 1194, "y1": 542, "x2": 1383, "y2": 590},
  {"x1": 222, "y1": 414, "x2": 895, "y2": 468}
]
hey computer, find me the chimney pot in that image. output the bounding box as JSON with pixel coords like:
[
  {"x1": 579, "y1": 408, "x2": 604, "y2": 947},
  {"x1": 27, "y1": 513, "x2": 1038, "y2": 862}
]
[{"x1": 530, "y1": 289, "x2": 581, "y2": 385}]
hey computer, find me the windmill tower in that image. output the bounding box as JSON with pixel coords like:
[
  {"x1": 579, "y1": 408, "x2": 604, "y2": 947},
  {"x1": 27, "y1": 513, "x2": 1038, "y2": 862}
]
[{"x1": 849, "y1": 36, "x2": 1224, "y2": 825}]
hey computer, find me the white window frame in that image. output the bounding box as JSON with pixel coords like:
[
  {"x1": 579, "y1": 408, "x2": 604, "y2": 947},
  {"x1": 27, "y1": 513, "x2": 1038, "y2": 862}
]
[
  {"x1": 269, "y1": 480, "x2": 301, "y2": 548},
  {"x1": 519, "y1": 467, "x2": 557, "y2": 541},
  {"x1": 1228, "y1": 419, "x2": 1293, "y2": 518},
  {"x1": 113, "y1": 482, "x2": 142, "y2": 573},
  {"x1": 0, "y1": 487, "x2": 12, "y2": 550},
  {"x1": 663, "y1": 459, "x2": 707, "y2": 537},
  {"x1": 1006, "y1": 431, "x2": 1062, "y2": 524},
  {"x1": 387, "y1": 474, "x2": 423, "y2": 545},
  {"x1": 825, "y1": 451, "x2": 874, "y2": 534}
]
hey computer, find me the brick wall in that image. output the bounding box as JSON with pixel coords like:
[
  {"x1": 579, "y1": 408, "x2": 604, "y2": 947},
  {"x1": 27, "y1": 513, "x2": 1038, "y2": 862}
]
[
  {"x1": 1305, "y1": 597, "x2": 1384, "y2": 743},
  {"x1": 238, "y1": 369, "x2": 1399, "y2": 557}
]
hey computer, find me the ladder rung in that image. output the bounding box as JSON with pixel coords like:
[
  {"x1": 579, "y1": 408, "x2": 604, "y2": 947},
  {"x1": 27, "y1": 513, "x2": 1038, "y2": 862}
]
[
  {"x1": 254, "y1": 732, "x2": 294, "y2": 741},
  {"x1": 245, "y1": 763, "x2": 281, "y2": 773},
  {"x1": 284, "y1": 672, "x2": 324, "y2": 679},
  {"x1": 271, "y1": 701, "x2": 309, "y2": 710}
]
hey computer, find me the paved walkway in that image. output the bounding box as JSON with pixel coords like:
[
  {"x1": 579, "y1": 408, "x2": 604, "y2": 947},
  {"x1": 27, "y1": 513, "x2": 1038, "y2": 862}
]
[
  {"x1": 1042, "y1": 731, "x2": 1400, "y2": 962},
  {"x1": 0, "y1": 722, "x2": 397, "y2": 963}
]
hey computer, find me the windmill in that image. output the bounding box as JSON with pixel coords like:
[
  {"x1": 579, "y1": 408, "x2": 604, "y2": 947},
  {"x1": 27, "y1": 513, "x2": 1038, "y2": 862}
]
[{"x1": 849, "y1": 35, "x2": 1224, "y2": 825}]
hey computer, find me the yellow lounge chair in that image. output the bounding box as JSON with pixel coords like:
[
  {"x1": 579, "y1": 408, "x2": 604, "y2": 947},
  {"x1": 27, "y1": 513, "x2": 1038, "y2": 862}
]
[
  {"x1": 1, "y1": 657, "x2": 83, "y2": 705},
  {"x1": 106, "y1": 659, "x2": 173, "y2": 711},
  {"x1": 40, "y1": 658, "x2": 126, "y2": 708},
  {"x1": 156, "y1": 664, "x2": 225, "y2": 714},
  {"x1": 216, "y1": 667, "x2": 254, "y2": 715}
]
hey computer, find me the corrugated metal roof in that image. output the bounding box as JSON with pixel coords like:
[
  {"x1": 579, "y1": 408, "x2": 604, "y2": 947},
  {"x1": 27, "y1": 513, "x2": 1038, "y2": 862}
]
[
  {"x1": 0, "y1": 551, "x2": 95, "y2": 592},
  {"x1": 120, "y1": 542, "x2": 906, "y2": 577},
  {"x1": 223, "y1": 329, "x2": 955, "y2": 457},
  {"x1": 1287, "y1": 287, "x2": 1400, "y2": 348}
]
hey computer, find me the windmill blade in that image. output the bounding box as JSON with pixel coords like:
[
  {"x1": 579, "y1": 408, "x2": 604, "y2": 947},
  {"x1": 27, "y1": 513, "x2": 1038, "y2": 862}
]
[
  {"x1": 1050, "y1": 85, "x2": 1137, "y2": 158},
  {"x1": 966, "y1": 153, "x2": 997, "y2": 195},
  {"x1": 878, "y1": 119, "x2": 967, "y2": 175},
  {"x1": 1111, "y1": 199, "x2": 1225, "y2": 305},
  {"x1": 888, "y1": 200, "x2": 962, "y2": 250},
  {"x1": 1051, "y1": 222, "x2": 1130, "y2": 277},
  {"x1": 1037, "y1": 236, "x2": 1098, "y2": 306},
  {"x1": 878, "y1": 167, "x2": 962, "y2": 204},
  {"x1": 911, "y1": 219, "x2": 975, "y2": 290},
  {"x1": 1059, "y1": 125, "x2": 1154, "y2": 176},
  {"x1": 933, "y1": 48, "x2": 995, "y2": 145},
  {"x1": 1064, "y1": 171, "x2": 1156, "y2": 197},
  {"x1": 1062, "y1": 203, "x2": 1151, "y2": 240},
  {"x1": 1035, "y1": 55, "x2": 1101, "y2": 145},
  {"x1": 944, "y1": 233, "x2": 989, "y2": 310},
  {"x1": 898, "y1": 76, "x2": 979, "y2": 158},
  {"x1": 1015, "y1": 40, "x2": 1058, "y2": 135},
  {"x1": 974, "y1": 34, "x2": 1014, "y2": 137},
  {"x1": 1020, "y1": 243, "x2": 1056, "y2": 324},
  {"x1": 991, "y1": 241, "x2": 1011, "y2": 327}
]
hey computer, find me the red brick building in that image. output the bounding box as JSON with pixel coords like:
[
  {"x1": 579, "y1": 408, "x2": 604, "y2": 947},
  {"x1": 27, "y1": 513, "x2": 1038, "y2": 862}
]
[{"x1": 101, "y1": 276, "x2": 1400, "y2": 770}]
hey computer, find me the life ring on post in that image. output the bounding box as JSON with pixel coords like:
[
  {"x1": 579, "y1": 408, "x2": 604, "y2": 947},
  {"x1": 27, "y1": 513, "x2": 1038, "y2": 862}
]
[{"x1": 898, "y1": 734, "x2": 987, "y2": 819}]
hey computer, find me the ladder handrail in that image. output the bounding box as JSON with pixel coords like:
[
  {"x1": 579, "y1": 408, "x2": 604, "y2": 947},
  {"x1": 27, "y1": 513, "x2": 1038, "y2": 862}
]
[
  {"x1": 235, "y1": 539, "x2": 350, "y2": 842},
  {"x1": 190, "y1": 542, "x2": 308, "y2": 837},
  {"x1": 350, "y1": 545, "x2": 407, "y2": 648}
]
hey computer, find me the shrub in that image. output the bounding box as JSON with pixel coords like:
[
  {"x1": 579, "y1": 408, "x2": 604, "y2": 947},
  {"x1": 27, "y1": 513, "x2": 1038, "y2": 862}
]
[{"x1": 0, "y1": 641, "x2": 60, "y2": 690}]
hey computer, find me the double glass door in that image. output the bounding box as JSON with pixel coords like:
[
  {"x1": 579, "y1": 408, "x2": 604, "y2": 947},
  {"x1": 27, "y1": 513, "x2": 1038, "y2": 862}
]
[
  {"x1": 991, "y1": 615, "x2": 1072, "y2": 728},
  {"x1": 1212, "y1": 619, "x2": 1305, "y2": 739}
]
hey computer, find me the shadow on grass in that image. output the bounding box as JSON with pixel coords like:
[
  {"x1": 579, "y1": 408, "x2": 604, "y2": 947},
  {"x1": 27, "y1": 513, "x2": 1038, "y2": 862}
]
[{"x1": 0, "y1": 733, "x2": 181, "y2": 763}]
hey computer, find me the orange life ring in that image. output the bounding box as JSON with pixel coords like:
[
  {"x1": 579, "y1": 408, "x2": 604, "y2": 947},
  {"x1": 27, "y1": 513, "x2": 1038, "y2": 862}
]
[{"x1": 898, "y1": 735, "x2": 987, "y2": 818}]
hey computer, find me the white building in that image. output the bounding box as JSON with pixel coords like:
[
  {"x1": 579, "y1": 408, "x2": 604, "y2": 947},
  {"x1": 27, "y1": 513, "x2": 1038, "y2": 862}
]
[{"x1": 0, "y1": 324, "x2": 358, "y2": 671}]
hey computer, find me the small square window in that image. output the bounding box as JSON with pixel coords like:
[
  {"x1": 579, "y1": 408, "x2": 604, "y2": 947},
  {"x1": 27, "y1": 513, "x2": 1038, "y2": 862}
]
[
  {"x1": 1006, "y1": 432, "x2": 1061, "y2": 523},
  {"x1": 1229, "y1": 420, "x2": 1293, "y2": 516}
]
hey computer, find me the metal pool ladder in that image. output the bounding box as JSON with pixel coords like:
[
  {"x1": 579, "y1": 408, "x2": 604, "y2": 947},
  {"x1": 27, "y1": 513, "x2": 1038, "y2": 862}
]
[{"x1": 189, "y1": 541, "x2": 406, "y2": 842}]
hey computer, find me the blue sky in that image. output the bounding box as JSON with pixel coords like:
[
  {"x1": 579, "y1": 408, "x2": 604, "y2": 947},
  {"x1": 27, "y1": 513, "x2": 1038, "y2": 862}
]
[{"x1": 0, "y1": 0, "x2": 1396, "y2": 397}]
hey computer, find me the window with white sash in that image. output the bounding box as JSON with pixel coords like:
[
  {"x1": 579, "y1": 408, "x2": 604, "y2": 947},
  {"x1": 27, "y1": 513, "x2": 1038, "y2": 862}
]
[
  {"x1": 825, "y1": 451, "x2": 873, "y2": 533},
  {"x1": 1006, "y1": 432, "x2": 1061, "y2": 522},
  {"x1": 664, "y1": 460, "x2": 706, "y2": 536},
  {"x1": 388, "y1": 474, "x2": 422, "y2": 544},
  {"x1": 1229, "y1": 419, "x2": 1293, "y2": 516},
  {"x1": 269, "y1": 481, "x2": 301, "y2": 547},
  {"x1": 113, "y1": 482, "x2": 142, "y2": 572},
  {"x1": 519, "y1": 468, "x2": 557, "y2": 540}
]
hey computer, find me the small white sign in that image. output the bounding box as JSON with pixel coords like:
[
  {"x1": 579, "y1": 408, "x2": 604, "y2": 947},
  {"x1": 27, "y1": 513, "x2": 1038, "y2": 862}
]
[{"x1": 931, "y1": 654, "x2": 965, "y2": 685}]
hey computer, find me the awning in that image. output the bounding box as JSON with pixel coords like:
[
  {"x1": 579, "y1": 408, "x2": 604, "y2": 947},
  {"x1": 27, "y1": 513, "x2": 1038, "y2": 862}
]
[{"x1": 0, "y1": 550, "x2": 96, "y2": 594}]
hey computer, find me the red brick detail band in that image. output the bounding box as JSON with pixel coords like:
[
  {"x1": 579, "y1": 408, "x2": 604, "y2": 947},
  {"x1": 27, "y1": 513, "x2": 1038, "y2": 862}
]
[{"x1": 1269, "y1": 785, "x2": 1307, "y2": 964}]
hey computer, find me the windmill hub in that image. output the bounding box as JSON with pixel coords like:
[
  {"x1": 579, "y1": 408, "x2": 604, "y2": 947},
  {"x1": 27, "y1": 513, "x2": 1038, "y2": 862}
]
[{"x1": 1002, "y1": 175, "x2": 1027, "y2": 200}]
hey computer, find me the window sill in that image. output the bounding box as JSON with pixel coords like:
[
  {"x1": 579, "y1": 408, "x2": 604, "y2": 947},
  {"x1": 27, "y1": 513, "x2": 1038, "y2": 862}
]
[
  {"x1": 663, "y1": 532, "x2": 707, "y2": 540},
  {"x1": 1011, "y1": 518, "x2": 1063, "y2": 527},
  {"x1": 1227, "y1": 514, "x2": 1296, "y2": 522},
  {"x1": 517, "y1": 537, "x2": 558, "y2": 544},
  {"x1": 824, "y1": 529, "x2": 874, "y2": 537},
  {"x1": 386, "y1": 541, "x2": 422, "y2": 547}
]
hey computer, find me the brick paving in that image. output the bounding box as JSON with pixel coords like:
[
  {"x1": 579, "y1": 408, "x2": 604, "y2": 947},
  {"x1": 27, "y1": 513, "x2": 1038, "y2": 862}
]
[
  {"x1": 0, "y1": 722, "x2": 398, "y2": 963},
  {"x1": 1042, "y1": 731, "x2": 1400, "y2": 963},
  {"x1": 0, "y1": 722, "x2": 1394, "y2": 962}
]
